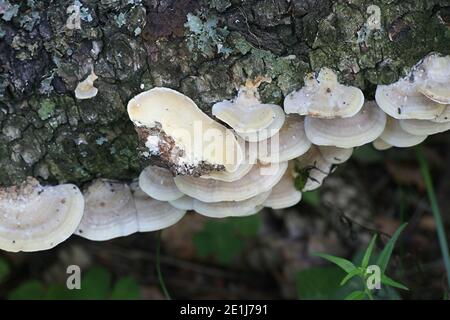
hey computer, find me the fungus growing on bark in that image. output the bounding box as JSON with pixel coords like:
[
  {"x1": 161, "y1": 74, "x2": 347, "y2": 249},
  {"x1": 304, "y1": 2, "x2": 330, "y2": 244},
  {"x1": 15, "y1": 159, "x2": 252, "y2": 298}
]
[
  {"x1": 75, "y1": 71, "x2": 98, "y2": 100},
  {"x1": 0, "y1": 178, "x2": 84, "y2": 252},
  {"x1": 293, "y1": 147, "x2": 333, "y2": 192},
  {"x1": 318, "y1": 146, "x2": 353, "y2": 165},
  {"x1": 139, "y1": 165, "x2": 183, "y2": 201},
  {"x1": 379, "y1": 117, "x2": 428, "y2": 148},
  {"x1": 304, "y1": 101, "x2": 386, "y2": 148},
  {"x1": 258, "y1": 114, "x2": 311, "y2": 164},
  {"x1": 264, "y1": 169, "x2": 302, "y2": 210},
  {"x1": 284, "y1": 68, "x2": 364, "y2": 119},
  {"x1": 127, "y1": 87, "x2": 243, "y2": 175},
  {"x1": 174, "y1": 161, "x2": 288, "y2": 203}
]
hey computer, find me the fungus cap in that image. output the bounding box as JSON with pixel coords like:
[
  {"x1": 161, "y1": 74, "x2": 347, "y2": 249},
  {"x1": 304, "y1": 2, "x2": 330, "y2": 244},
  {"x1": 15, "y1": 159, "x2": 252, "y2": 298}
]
[
  {"x1": 212, "y1": 86, "x2": 276, "y2": 133},
  {"x1": 76, "y1": 179, "x2": 138, "y2": 241},
  {"x1": 75, "y1": 71, "x2": 98, "y2": 100},
  {"x1": 399, "y1": 119, "x2": 450, "y2": 136},
  {"x1": 127, "y1": 87, "x2": 243, "y2": 174},
  {"x1": 174, "y1": 161, "x2": 288, "y2": 203},
  {"x1": 304, "y1": 101, "x2": 386, "y2": 148},
  {"x1": 131, "y1": 183, "x2": 186, "y2": 232},
  {"x1": 318, "y1": 146, "x2": 353, "y2": 164},
  {"x1": 284, "y1": 68, "x2": 364, "y2": 119},
  {"x1": 139, "y1": 165, "x2": 183, "y2": 201},
  {"x1": 264, "y1": 170, "x2": 302, "y2": 209},
  {"x1": 417, "y1": 55, "x2": 450, "y2": 104},
  {"x1": 294, "y1": 147, "x2": 333, "y2": 192},
  {"x1": 258, "y1": 114, "x2": 311, "y2": 164},
  {"x1": 380, "y1": 117, "x2": 427, "y2": 148},
  {"x1": 372, "y1": 138, "x2": 393, "y2": 151},
  {"x1": 0, "y1": 178, "x2": 84, "y2": 252},
  {"x1": 192, "y1": 191, "x2": 271, "y2": 218},
  {"x1": 236, "y1": 104, "x2": 286, "y2": 142}
]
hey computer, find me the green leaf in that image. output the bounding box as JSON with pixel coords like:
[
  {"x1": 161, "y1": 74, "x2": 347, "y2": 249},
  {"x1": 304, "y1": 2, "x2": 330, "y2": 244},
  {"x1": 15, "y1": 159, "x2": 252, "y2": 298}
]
[
  {"x1": 8, "y1": 280, "x2": 46, "y2": 300},
  {"x1": 344, "y1": 290, "x2": 366, "y2": 300},
  {"x1": 296, "y1": 266, "x2": 346, "y2": 300},
  {"x1": 340, "y1": 268, "x2": 362, "y2": 286},
  {"x1": 381, "y1": 274, "x2": 409, "y2": 291},
  {"x1": 313, "y1": 252, "x2": 357, "y2": 273},
  {"x1": 110, "y1": 276, "x2": 141, "y2": 300},
  {"x1": 377, "y1": 223, "x2": 408, "y2": 273},
  {"x1": 0, "y1": 257, "x2": 10, "y2": 283},
  {"x1": 362, "y1": 234, "x2": 377, "y2": 269},
  {"x1": 76, "y1": 267, "x2": 112, "y2": 299}
]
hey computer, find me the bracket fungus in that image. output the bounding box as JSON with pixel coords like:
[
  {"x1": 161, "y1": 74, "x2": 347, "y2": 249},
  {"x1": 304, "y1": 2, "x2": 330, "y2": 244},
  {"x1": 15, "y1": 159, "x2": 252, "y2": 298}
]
[
  {"x1": 375, "y1": 54, "x2": 449, "y2": 120},
  {"x1": 264, "y1": 169, "x2": 302, "y2": 210},
  {"x1": 212, "y1": 83, "x2": 276, "y2": 133},
  {"x1": 399, "y1": 119, "x2": 450, "y2": 136},
  {"x1": 318, "y1": 146, "x2": 353, "y2": 165},
  {"x1": 127, "y1": 87, "x2": 243, "y2": 176},
  {"x1": 74, "y1": 70, "x2": 98, "y2": 100},
  {"x1": 379, "y1": 117, "x2": 428, "y2": 148},
  {"x1": 293, "y1": 147, "x2": 334, "y2": 192},
  {"x1": 174, "y1": 161, "x2": 288, "y2": 203},
  {"x1": 284, "y1": 68, "x2": 364, "y2": 119},
  {"x1": 258, "y1": 114, "x2": 311, "y2": 164},
  {"x1": 76, "y1": 179, "x2": 186, "y2": 241},
  {"x1": 130, "y1": 182, "x2": 186, "y2": 232},
  {"x1": 139, "y1": 165, "x2": 183, "y2": 201},
  {"x1": 76, "y1": 179, "x2": 139, "y2": 241},
  {"x1": 304, "y1": 101, "x2": 386, "y2": 148},
  {"x1": 0, "y1": 178, "x2": 84, "y2": 252}
]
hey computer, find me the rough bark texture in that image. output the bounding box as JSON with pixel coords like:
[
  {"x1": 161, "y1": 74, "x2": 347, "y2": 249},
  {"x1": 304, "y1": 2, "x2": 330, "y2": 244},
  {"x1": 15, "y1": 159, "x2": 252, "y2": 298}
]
[{"x1": 0, "y1": 0, "x2": 449, "y2": 187}]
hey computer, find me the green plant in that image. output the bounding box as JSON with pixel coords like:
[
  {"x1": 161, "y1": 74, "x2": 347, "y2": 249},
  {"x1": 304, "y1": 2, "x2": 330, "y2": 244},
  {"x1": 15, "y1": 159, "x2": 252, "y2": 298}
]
[
  {"x1": 312, "y1": 223, "x2": 409, "y2": 300},
  {"x1": 0, "y1": 256, "x2": 10, "y2": 284},
  {"x1": 416, "y1": 146, "x2": 450, "y2": 290}
]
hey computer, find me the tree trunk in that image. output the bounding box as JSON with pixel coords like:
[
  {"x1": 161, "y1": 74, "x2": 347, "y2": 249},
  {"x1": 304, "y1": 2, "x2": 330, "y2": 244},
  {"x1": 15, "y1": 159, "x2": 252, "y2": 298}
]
[{"x1": 0, "y1": 0, "x2": 449, "y2": 187}]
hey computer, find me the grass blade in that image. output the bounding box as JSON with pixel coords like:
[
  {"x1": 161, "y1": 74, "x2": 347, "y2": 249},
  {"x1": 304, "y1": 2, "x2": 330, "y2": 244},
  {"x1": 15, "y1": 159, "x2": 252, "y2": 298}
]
[
  {"x1": 345, "y1": 290, "x2": 366, "y2": 300},
  {"x1": 376, "y1": 223, "x2": 407, "y2": 273},
  {"x1": 156, "y1": 231, "x2": 171, "y2": 300},
  {"x1": 416, "y1": 146, "x2": 450, "y2": 290},
  {"x1": 381, "y1": 274, "x2": 409, "y2": 291},
  {"x1": 362, "y1": 234, "x2": 377, "y2": 269},
  {"x1": 313, "y1": 252, "x2": 356, "y2": 273}
]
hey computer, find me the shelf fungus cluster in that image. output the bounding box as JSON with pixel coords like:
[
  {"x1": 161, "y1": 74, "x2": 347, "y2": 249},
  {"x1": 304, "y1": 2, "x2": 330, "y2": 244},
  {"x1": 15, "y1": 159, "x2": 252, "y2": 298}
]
[{"x1": 1, "y1": 53, "x2": 449, "y2": 252}]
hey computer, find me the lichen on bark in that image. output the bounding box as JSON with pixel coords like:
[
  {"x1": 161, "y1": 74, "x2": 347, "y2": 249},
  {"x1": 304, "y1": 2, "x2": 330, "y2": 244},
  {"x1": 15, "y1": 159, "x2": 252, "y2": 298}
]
[{"x1": 0, "y1": 0, "x2": 449, "y2": 187}]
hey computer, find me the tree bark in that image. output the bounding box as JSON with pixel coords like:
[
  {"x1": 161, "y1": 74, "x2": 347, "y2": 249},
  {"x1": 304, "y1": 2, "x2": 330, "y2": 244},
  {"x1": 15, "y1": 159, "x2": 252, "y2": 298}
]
[{"x1": 0, "y1": 0, "x2": 449, "y2": 187}]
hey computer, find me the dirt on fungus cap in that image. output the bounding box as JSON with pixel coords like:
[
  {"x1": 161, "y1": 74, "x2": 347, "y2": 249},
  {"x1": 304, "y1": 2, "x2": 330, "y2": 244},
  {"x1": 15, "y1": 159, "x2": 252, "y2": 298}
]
[
  {"x1": 127, "y1": 87, "x2": 243, "y2": 174},
  {"x1": 304, "y1": 101, "x2": 386, "y2": 148},
  {"x1": 284, "y1": 67, "x2": 364, "y2": 119},
  {"x1": 174, "y1": 161, "x2": 288, "y2": 203},
  {"x1": 139, "y1": 165, "x2": 183, "y2": 201},
  {"x1": 0, "y1": 178, "x2": 84, "y2": 252}
]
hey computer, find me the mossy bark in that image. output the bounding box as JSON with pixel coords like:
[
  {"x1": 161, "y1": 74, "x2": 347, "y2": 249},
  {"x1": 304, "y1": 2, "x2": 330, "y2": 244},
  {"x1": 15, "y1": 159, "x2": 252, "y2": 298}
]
[{"x1": 0, "y1": 0, "x2": 449, "y2": 187}]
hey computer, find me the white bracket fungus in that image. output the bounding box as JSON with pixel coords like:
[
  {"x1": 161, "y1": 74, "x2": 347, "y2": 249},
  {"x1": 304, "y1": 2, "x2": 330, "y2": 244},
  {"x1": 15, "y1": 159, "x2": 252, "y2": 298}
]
[
  {"x1": 174, "y1": 161, "x2": 288, "y2": 203},
  {"x1": 294, "y1": 146, "x2": 334, "y2": 192},
  {"x1": 258, "y1": 114, "x2": 311, "y2": 164},
  {"x1": 375, "y1": 54, "x2": 449, "y2": 120},
  {"x1": 318, "y1": 146, "x2": 353, "y2": 165},
  {"x1": 76, "y1": 179, "x2": 186, "y2": 241},
  {"x1": 139, "y1": 165, "x2": 183, "y2": 201},
  {"x1": 304, "y1": 101, "x2": 387, "y2": 148},
  {"x1": 379, "y1": 117, "x2": 428, "y2": 148},
  {"x1": 264, "y1": 168, "x2": 302, "y2": 210},
  {"x1": 75, "y1": 70, "x2": 98, "y2": 100},
  {"x1": 284, "y1": 68, "x2": 364, "y2": 119},
  {"x1": 127, "y1": 87, "x2": 243, "y2": 175},
  {"x1": 212, "y1": 81, "x2": 286, "y2": 142},
  {"x1": 0, "y1": 178, "x2": 84, "y2": 252}
]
